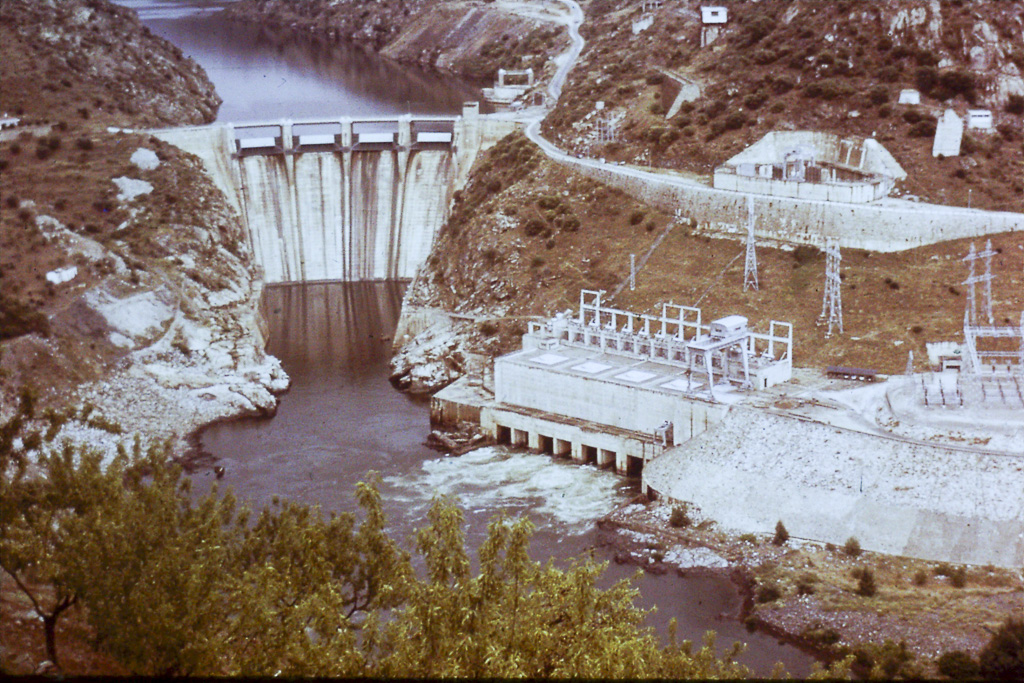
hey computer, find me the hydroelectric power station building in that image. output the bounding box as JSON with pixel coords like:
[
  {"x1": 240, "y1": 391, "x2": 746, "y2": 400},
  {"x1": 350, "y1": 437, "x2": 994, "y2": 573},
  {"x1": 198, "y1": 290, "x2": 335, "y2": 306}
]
[{"x1": 432, "y1": 290, "x2": 793, "y2": 477}]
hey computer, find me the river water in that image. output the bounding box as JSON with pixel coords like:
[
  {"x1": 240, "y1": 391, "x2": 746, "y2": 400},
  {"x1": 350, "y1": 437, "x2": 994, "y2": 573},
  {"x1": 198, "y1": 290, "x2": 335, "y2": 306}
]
[{"x1": 114, "y1": 0, "x2": 812, "y2": 675}]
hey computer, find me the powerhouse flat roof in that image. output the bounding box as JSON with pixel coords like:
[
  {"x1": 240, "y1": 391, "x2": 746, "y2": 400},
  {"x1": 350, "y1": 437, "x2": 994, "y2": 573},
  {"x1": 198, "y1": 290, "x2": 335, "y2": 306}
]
[{"x1": 500, "y1": 344, "x2": 746, "y2": 403}]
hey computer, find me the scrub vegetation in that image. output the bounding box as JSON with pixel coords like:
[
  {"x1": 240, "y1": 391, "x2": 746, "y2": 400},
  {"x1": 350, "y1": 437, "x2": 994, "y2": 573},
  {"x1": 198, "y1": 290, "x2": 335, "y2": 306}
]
[
  {"x1": 601, "y1": 500, "x2": 1024, "y2": 679},
  {"x1": 545, "y1": 0, "x2": 1024, "y2": 213},
  {"x1": 0, "y1": 394, "x2": 850, "y2": 678}
]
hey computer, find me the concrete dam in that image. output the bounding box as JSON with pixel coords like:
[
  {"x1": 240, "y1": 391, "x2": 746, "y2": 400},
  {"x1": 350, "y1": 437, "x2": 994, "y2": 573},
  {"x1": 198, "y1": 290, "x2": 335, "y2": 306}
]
[{"x1": 153, "y1": 105, "x2": 515, "y2": 283}]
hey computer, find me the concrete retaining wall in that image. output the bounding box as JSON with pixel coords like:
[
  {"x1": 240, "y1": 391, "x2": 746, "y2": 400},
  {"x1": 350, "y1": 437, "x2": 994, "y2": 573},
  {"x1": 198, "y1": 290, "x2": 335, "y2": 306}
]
[
  {"x1": 572, "y1": 163, "x2": 1023, "y2": 252},
  {"x1": 713, "y1": 172, "x2": 890, "y2": 203},
  {"x1": 642, "y1": 408, "x2": 1024, "y2": 567}
]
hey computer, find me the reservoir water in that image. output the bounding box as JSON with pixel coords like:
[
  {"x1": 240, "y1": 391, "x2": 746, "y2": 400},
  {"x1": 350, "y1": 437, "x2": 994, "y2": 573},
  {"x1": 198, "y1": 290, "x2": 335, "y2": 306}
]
[{"x1": 113, "y1": 0, "x2": 814, "y2": 675}]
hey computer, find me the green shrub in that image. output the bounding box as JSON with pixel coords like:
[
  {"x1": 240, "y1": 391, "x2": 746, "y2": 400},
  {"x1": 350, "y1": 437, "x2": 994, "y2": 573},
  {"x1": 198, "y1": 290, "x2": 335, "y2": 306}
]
[
  {"x1": 755, "y1": 583, "x2": 782, "y2": 603},
  {"x1": 628, "y1": 210, "x2": 645, "y2": 226},
  {"x1": 878, "y1": 65, "x2": 900, "y2": 82},
  {"x1": 0, "y1": 294, "x2": 50, "y2": 340},
  {"x1": 902, "y1": 109, "x2": 922, "y2": 124},
  {"x1": 771, "y1": 76, "x2": 795, "y2": 94},
  {"x1": 669, "y1": 504, "x2": 691, "y2": 528},
  {"x1": 978, "y1": 616, "x2": 1024, "y2": 680},
  {"x1": 936, "y1": 69, "x2": 976, "y2": 102},
  {"x1": 772, "y1": 521, "x2": 789, "y2": 546},
  {"x1": 915, "y1": 65, "x2": 938, "y2": 94},
  {"x1": 868, "y1": 85, "x2": 889, "y2": 106},
  {"x1": 844, "y1": 537, "x2": 862, "y2": 556},
  {"x1": 559, "y1": 216, "x2": 580, "y2": 233},
  {"x1": 950, "y1": 566, "x2": 967, "y2": 588},
  {"x1": 537, "y1": 195, "x2": 561, "y2": 210},
  {"x1": 857, "y1": 567, "x2": 877, "y2": 597},
  {"x1": 802, "y1": 625, "x2": 840, "y2": 646},
  {"x1": 997, "y1": 122, "x2": 1019, "y2": 141},
  {"x1": 744, "y1": 91, "x2": 768, "y2": 110},
  {"x1": 909, "y1": 120, "x2": 937, "y2": 137},
  {"x1": 792, "y1": 244, "x2": 818, "y2": 265},
  {"x1": 523, "y1": 217, "x2": 546, "y2": 237},
  {"x1": 912, "y1": 569, "x2": 928, "y2": 586},
  {"x1": 802, "y1": 78, "x2": 855, "y2": 100},
  {"x1": 738, "y1": 533, "x2": 757, "y2": 544},
  {"x1": 648, "y1": 102, "x2": 665, "y2": 116},
  {"x1": 723, "y1": 111, "x2": 747, "y2": 130},
  {"x1": 937, "y1": 650, "x2": 980, "y2": 680},
  {"x1": 796, "y1": 573, "x2": 817, "y2": 595}
]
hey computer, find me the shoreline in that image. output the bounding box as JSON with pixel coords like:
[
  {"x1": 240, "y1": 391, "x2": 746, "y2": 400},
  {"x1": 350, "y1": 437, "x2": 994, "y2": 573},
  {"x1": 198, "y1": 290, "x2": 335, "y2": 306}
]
[{"x1": 593, "y1": 492, "x2": 1024, "y2": 677}]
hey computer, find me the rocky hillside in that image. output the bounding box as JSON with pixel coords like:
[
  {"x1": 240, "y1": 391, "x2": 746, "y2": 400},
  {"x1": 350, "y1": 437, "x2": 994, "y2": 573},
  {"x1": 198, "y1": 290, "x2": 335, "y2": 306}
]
[
  {"x1": 224, "y1": 0, "x2": 570, "y2": 84},
  {"x1": 0, "y1": 0, "x2": 285, "y2": 457},
  {"x1": 392, "y1": 130, "x2": 1024, "y2": 392},
  {"x1": 545, "y1": 0, "x2": 1023, "y2": 212},
  {"x1": 0, "y1": 0, "x2": 220, "y2": 128}
]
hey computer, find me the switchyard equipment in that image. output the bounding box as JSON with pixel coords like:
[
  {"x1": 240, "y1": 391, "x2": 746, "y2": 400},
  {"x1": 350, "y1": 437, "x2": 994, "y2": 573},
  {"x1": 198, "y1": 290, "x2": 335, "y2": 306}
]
[{"x1": 522, "y1": 290, "x2": 793, "y2": 400}]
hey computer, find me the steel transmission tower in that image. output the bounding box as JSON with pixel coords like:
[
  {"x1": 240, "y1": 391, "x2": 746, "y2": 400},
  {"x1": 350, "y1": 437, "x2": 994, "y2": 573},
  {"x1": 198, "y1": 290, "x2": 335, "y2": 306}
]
[
  {"x1": 962, "y1": 240, "x2": 996, "y2": 325},
  {"x1": 743, "y1": 196, "x2": 759, "y2": 291},
  {"x1": 819, "y1": 238, "x2": 843, "y2": 337}
]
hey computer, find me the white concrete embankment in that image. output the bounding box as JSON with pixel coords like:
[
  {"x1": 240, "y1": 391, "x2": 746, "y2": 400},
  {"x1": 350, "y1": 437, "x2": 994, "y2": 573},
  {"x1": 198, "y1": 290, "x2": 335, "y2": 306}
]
[{"x1": 643, "y1": 408, "x2": 1024, "y2": 567}]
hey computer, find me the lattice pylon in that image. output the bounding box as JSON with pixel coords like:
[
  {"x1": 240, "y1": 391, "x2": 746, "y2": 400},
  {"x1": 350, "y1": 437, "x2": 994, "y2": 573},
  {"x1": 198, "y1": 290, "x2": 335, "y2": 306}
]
[
  {"x1": 819, "y1": 238, "x2": 843, "y2": 337},
  {"x1": 743, "y1": 196, "x2": 759, "y2": 292},
  {"x1": 963, "y1": 240, "x2": 996, "y2": 325}
]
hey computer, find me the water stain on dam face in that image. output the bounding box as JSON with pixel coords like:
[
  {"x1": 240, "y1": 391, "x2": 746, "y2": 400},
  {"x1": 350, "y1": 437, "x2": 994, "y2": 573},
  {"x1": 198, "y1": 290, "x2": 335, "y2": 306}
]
[{"x1": 235, "y1": 147, "x2": 456, "y2": 282}]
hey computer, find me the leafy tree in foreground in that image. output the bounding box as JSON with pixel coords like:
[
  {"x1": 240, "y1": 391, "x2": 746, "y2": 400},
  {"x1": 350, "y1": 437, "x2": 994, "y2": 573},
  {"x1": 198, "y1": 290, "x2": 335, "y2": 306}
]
[
  {"x1": 4, "y1": 403, "x2": 852, "y2": 678},
  {"x1": 0, "y1": 390, "x2": 108, "y2": 668}
]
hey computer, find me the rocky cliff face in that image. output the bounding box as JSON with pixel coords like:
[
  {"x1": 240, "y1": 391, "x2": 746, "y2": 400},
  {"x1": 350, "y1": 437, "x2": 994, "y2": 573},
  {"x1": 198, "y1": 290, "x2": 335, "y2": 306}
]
[
  {"x1": 0, "y1": 0, "x2": 221, "y2": 128},
  {"x1": 0, "y1": 0, "x2": 284, "y2": 459}
]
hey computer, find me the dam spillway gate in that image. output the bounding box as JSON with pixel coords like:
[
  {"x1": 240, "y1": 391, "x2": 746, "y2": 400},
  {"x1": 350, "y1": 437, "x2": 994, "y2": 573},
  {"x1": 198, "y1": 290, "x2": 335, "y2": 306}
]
[{"x1": 152, "y1": 106, "x2": 515, "y2": 284}]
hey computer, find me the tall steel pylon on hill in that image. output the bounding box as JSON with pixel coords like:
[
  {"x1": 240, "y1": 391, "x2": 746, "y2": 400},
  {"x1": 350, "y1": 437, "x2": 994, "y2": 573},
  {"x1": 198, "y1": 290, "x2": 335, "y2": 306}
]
[
  {"x1": 819, "y1": 238, "x2": 843, "y2": 337},
  {"x1": 743, "y1": 196, "x2": 759, "y2": 292},
  {"x1": 962, "y1": 240, "x2": 996, "y2": 325}
]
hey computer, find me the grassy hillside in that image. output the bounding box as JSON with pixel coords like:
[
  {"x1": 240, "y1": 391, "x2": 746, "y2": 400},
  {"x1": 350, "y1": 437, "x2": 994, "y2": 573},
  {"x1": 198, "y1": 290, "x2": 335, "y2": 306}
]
[{"x1": 544, "y1": 0, "x2": 1024, "y2": 212}]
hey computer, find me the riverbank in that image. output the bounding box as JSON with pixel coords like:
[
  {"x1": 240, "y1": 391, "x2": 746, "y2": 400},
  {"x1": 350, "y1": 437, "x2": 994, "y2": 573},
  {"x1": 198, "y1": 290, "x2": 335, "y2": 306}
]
[
  {"x1": 223, "y1": 0, "x2": 571, "y2": 89},
  {"x1": 597, "y1": 496, "x2": 1024, "y2": 678}
]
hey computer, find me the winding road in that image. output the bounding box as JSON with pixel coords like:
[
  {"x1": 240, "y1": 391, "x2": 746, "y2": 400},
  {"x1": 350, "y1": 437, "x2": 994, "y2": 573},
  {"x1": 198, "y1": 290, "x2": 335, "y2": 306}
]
[{"x1": 518, "y1": 0, "x2": 1022, "y2": 236}]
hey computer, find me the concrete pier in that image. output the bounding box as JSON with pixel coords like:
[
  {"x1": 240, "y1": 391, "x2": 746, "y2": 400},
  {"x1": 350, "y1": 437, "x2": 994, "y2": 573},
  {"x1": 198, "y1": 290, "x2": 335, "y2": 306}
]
[{"x1": 432, "y1": 378, "x2": 676, "y2": 477}]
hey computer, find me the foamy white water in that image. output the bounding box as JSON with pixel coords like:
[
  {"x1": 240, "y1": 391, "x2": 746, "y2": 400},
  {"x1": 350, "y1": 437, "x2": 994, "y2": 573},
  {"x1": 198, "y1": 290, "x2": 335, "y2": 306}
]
[{"x1": 385, "y1": 446, "x2": 631, "y2": 533}]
